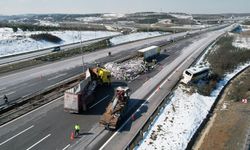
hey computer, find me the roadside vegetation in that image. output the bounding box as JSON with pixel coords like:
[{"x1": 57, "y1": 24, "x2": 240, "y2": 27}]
[
  {"x1": 0, "y1": 22, "x2": 60, "y2": 31},
  {"x1": 0, "y1": 39, "x2": 110, "y2": 75},
  {"x1": 137, "y1": 27, "x2": 185, "y2": 33},
  {"x1": 242, "y1": 20, "x2": 250, "y2": 25},
  {"x1": 194, "y1": 34, "x2": 250, "y2": 96},
  {"x1": 30, "y1": 33, "x2": 63, "y2": 43},
  {"x1": 207, "y1": 36, "x2": 250, "y2": 76},
  {"x1": 137, "y1": 25, "x2": 187, "y2": 33}
]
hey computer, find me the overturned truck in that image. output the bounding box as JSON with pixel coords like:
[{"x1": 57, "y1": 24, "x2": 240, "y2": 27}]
[
  {"x1": 64, "y1": 67, "x2": 111, "y2": 113},
  {"x1": 99, "y1": 86, "x2": 130, "y2": 130}
]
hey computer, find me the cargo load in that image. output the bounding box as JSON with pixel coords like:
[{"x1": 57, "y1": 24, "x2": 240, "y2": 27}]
[{"x1": 99, "y1": 86, "x2": 130, "y2": 130}]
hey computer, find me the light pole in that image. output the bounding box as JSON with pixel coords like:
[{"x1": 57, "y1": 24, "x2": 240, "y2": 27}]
[
  {"x1": 79, "y1": 30, "x2": 85, "y2": 73},
  {"x1": 82, "y1": 55, "x2": 85, "y2": 73}
]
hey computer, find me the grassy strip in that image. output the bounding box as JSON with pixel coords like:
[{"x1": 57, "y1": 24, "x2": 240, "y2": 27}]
[
  {"x1": 195, "y1": 34, "x2": 250, "y2": 96},
  {"x1": 0, "y1": 39, "x2": 110, "y2": 75}
]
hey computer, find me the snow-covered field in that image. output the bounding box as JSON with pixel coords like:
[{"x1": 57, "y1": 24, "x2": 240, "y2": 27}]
[
  {"x1": 110, "y1": 32, "x2": 167, "y2": 45},
  {"x1": 0, "y1": 28, "x2": 119, "y2": 57},
  {"x1": 233, "y1": 36, "x2": 250, "y2": 49},
  {"x1": 76, "y1": 17, "x2": 104, "y2": 22},
  {"x1": 136, "y1": 51, "x2": 250, "y2": 149},
  {"x1": 76, "y1": 13, "x2": 125, "y2": 22},
  {"x1": 170, "y1": 25, "x2": 210, "y2": 29},
  {"x1": 34, "y1": 20, "x2": 59, "y2": 27},
  {"x1": 0, "y1": 27, "x2": 167, "y2": 57},
  {"x1": 232, "y1": 29, "x2": 250, "y2": 49},
  {"x1": 169, "y1": 13, "x2": 193, "y2": 20}
]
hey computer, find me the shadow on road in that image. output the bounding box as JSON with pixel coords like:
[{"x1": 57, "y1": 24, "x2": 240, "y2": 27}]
[
  {"x1": 78, "y1": 81, "x2": 128, "y2": 116},
  {"x1": 157, "y1": 53, "x2": 169, "y2": 62},
  {"x1": 119, "y1": 99, "x2": 148, "y2": 132},
  {"x1": 79, "y1": 132, "x2": 93, "y2": 136}
]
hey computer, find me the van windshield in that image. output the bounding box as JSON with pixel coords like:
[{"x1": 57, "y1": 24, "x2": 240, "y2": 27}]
[{"x1": 185, "y1": 71, "x2": 192, "y2": 76}]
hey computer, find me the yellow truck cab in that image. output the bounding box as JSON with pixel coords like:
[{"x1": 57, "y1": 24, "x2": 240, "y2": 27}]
[{"x1": 97, "y1": 68, "x2": 111, "y2": 84}]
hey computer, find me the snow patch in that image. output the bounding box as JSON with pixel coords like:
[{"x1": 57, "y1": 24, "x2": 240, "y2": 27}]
[
  {"x1": 232, "y1": 35, "x2": 250, "y2": 49},
  {"x1": 169, "y1": 13, "x2": 193, "y2": 20},
  {"x1": 110, "y1": 32, "x2": 166, "y2": 45},
  {"x1": 103, "y1": 13, "x2": 125, "y2": 18},
  {"x1": 75, "y1": 17, "x2": 104, "y2": 22},
  {"x1": 35, "y1": 20, "x2": 59, "y2": 27},
  {"x1": 170, "y1": 25, "x2": 210, "y2": 30},
  {"x1": 220, "y1": 102, "x2": 229, "y2": 110}
]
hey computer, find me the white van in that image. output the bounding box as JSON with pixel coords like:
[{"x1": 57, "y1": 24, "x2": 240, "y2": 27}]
[{"x1": 181, "y1": 67, "x2": 209, "y2": 84}]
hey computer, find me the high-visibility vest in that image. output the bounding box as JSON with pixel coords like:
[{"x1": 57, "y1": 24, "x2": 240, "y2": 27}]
[{"x1": 75, "y1": 125, "x2": 80, "y2": 130}]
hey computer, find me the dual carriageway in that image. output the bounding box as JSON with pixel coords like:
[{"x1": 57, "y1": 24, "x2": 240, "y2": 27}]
[{"x1": 0, "y1": 24, "x2": 234, "y2": 150}]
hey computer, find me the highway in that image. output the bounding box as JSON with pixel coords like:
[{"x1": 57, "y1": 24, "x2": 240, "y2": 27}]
[
  {"x1": 0, "y1": 30, "x2": 190, "y2": 106},
  {"x1": 0, "y1": 25, "x2": 233, "y2": 150},
  {"x1": 97, "y1": 26, "x2": 232, "y2": 150},
  {"x1": 0, "y1": 23, "x2": 229, "y2": 106}
]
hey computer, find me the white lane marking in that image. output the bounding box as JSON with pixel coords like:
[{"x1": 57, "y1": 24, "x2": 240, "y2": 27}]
[
  {"x1": 0, "y1": 125, "x2": 34, "y2": 146},
  {"x1": 26, "y1": 134, "x2": 51, "y2": 150},
  {"x1": 99, "y1": 35, "x2": 215, "y2": 150},
  {"x1": 48, "y1": 73, "x2": 67, "y2": 81},
  {"x1": 62, "y1": 144, "x2": 70, "y2": 150},
  {"x1": 19, "y1": 83, "x2": 28, "y2": 87},
  {"x1": 25, "y1": 83, "x2": 37, "y2": 88},
  {"x1": 0, "y1": 91, "x2": 16, "y2": 98},
  {"x1": 0, "y1": 87, "x2": 6, "y2": 91},
  {"x1": 0, "y1": 96, "x2": 62, "y2": 128},
  {"x1": 89, "y1": 95, "x2": 109, "y2": 109},
  {"x1": 5, "y1": 91, "x2": 15, "y2": 96}
]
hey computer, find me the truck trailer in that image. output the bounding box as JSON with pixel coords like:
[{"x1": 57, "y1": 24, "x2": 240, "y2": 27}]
[
  {"x1": 138, "y1": 45, "x2": 160, "y2": 60},
  {"x1": 64, "y1": 67, "x2": 111, "y2": 113}
]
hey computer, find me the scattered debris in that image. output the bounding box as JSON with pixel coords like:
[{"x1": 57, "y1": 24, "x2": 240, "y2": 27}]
[
  {"x1": 220, "y1": 102, "x2": 229, "y2": 110},
  {"x1": 104, "y1": 57, "x2": 155, "y2": 81}
]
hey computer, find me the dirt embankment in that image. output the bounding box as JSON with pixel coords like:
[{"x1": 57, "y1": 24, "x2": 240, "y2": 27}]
[{"x1": 194, "y1": 67, "x2": 250, "y2": 150}]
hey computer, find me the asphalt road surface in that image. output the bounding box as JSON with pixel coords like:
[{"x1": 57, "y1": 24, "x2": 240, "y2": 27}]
[{"x1": 0, "y1": 25, "x2": 233, "y2": 150}]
